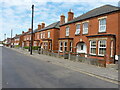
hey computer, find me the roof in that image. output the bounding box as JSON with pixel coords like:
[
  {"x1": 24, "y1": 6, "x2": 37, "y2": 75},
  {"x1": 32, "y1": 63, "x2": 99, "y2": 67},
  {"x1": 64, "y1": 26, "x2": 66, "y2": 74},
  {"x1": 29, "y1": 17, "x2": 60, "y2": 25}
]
[
  {"x1": 14, "y1": 34, "x2": 21, "y2": 39},
  {"x1": 61, "y1": 5, "x2": 120, "y2": 26},
  {"x1": 36, "y1": 21, "x2": 60, "y2": 32}
]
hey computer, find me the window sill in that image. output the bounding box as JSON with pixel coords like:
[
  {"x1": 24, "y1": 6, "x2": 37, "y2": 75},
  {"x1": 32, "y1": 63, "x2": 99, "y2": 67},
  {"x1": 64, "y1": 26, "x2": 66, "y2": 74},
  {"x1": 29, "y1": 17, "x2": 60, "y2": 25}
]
[
  {"x1": 82, "y1": 33, "x2": 88, "y2": 35},
  {"x1": 98, "y1": 31, "x2": 106, "y2": 34},
  {"x1": 75, "y1": 34, "x2": 80, "y2": 36},
  {"x1": 97, "y1": 55, "x2": 105, "y2": 57},
  {"x1": 89, "y1": 54, "x2": 96, "y2": 56}
]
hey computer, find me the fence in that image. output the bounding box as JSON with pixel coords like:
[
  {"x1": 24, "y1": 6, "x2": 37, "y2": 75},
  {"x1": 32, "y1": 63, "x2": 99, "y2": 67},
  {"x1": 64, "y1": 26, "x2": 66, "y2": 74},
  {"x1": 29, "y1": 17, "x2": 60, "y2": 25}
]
[{"x1": 33, "y1": 48, "x2": 106, "y2": 67}]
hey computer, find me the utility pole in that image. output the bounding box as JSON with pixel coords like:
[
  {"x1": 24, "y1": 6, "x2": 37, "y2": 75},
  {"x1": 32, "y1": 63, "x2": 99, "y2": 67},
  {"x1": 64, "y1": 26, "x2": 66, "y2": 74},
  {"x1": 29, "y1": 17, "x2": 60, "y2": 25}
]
[
  {"x1": 30, "y1": 5, "x2": 34, "y2": 55},
  {"x1": 11, "y1": 29, "x2": 13, "y2": 48}
]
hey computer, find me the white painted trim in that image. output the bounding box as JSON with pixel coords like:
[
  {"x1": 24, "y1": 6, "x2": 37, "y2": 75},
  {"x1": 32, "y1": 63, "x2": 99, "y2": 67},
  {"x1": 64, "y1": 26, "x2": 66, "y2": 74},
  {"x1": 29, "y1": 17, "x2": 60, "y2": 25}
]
[
  {"x1": 98, "y1": 16, "x2": 107, "y2": 20},
  {"x1": 82, "y1": 20, "x2": 89, "y2": 23}
]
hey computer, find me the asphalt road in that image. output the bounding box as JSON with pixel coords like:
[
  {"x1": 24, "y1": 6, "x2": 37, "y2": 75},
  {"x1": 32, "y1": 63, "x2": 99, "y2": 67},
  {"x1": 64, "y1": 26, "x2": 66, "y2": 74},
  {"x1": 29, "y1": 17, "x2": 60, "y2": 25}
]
[{"x1": 2, "y1": 47, "x2": 118, "y2": 88}]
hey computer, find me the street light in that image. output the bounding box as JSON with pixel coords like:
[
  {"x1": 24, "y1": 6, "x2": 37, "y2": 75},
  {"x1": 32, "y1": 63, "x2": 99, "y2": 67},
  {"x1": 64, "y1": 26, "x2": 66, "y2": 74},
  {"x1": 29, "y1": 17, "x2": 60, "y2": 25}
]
[{"x1": 30, "y1": 5, "x2": 34, "y2": 55}]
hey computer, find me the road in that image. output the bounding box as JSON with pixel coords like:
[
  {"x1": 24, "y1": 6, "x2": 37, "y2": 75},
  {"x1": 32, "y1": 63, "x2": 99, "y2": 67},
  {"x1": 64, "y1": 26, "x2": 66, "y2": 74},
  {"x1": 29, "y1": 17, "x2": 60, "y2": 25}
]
[{"x1": 2, "y1": 47, "x2": 118, "y2": 88}]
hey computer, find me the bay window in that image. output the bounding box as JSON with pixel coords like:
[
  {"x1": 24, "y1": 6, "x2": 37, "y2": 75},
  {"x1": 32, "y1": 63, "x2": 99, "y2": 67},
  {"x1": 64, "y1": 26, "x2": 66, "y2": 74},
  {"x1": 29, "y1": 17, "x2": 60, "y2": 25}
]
[
  {"x1": 70, "y1": 42, "x2": 72, "y2": 52},
  {"x1": 98, "y1": 40, "x2": 106, "y2": 56},
  {"x1": 90, "y1": 41, "x2": 96, "y2": 55},
  {"x1": 59, "y1": 42, "x2": 63, "y2": 52},
  {"x1": 64, "y1": 42, "x2": 67, "y2": 51}
]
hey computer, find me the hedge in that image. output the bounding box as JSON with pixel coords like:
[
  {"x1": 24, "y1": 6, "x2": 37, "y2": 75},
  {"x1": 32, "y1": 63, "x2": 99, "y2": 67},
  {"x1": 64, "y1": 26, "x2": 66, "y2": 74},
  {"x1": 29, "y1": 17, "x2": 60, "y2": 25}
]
[{"x1": 23, "y1": 46, "x2": 39, "y2": 50}]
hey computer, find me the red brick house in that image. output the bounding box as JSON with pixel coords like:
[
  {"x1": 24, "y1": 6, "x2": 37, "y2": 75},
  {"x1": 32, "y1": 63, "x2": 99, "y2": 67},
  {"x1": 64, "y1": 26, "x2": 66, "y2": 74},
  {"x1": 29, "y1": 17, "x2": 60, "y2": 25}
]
[
  {"x1": 34, "y1": 21, "x2": 60, "y2": 51},
  {"x1": 22, "y1": 28, "x2": 32, "y2": 47},
  {"x1": 59, "y1": 5, "x2": 120, "y2": 64},
  {"x1": 14, "y1": 34, "x2": 21, "y2": 46}
]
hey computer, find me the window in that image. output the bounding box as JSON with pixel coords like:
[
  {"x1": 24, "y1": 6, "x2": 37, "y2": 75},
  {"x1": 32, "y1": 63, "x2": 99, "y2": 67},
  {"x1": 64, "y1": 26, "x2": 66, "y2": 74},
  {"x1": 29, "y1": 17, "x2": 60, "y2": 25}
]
[
  {"x1": 29, "y1": 36, "x2": 31, "y2": 40},
  {"x1": 49, "y1": 43, "x2": 52, "y2": 50},
  {"x1": 75, "y1": 24, "x2": 80, "y2": 35},
  {"x1": 44, "y1": 43, "x2": 47, "y2": 49},
  {"x1": 66, "y1": 26, "x2": 69, "y2": 36},
  {"x1": 34, "y1": 41, "x2": 37, "y2": 46},
  {"x1": 37, "y1": 33, "x2": 39, "y2": 39},
  {"x1": 48, "y1": 31, "x2": 50, "y2": 38},
  {"x1": 43, "y1": 32, "x2": 45, "y2": 38},
  {"x1": 64, "y1": 42, "x2": 67, "y2": 51},
  {"x1": 41, "y1": 33, "x2": 43, "y2": 39},
  {"x1": 59, "y1": 42, "x2": 63, "y2": 52},
  {"x1": 111, "y1": 41, "x2": 113, "y2": 57},
  {"x1": 98, "y1": 40, "x2": 106, "y2": 56},
  {"x1": 70, "y1": 42, "x2": 72, "y2": 52},
  {"x1": 99, "y1": 18, "x2": 106, "y2": 32},
  {"x1": 83, "y1": 22, "x2": 88, "y2": 34},
  {"x1": 90, "y1": 41, "x2": 96, "y2": 55}
]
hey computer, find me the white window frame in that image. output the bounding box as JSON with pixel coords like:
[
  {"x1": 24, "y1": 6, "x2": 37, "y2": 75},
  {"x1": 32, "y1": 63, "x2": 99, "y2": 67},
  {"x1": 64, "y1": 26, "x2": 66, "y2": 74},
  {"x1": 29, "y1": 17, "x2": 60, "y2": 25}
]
[
  {"x1": 98, "y1": 40, "x2": 106, "y2": 56},
  {"x1": 41, "y1": 33, "x2": 43, "y2": 39},
  {"x1": 90, "y1": 40, "x2": 96, "y2": 55},
  {"x1": 37, "y1": 33, "x2": 39, "y2": 39},
  {"x1": 48, "y1": 31, "x2": 50, "y2": 38},
  {"x1": 59, "y1": 42, "x2": 63, "y2": 52},
  {"x1": 99, "y1": 18, "x2": 106, "y2": 32},
  {"x1": 75, "y1": 24, "x2": 80, "y2": 35},
  {"x1": 83, "y1": 22, "x2": 88, "y2": 34},
  {"x1": 43, "y1": 32, "x2": 45, "y2": 38},
  {"x1": 66, "y1": 26, "x2": 69, "y2": 36},
  {"x1": 111, "y1": 41, "x2": 113, "y2": 57}
]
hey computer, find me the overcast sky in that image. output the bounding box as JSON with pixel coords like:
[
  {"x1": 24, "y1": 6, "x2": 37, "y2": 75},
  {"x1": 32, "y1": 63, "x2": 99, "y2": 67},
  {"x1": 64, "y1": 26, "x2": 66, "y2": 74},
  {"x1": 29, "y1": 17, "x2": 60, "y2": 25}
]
[{"x1": 0, "y1": 0, "x2": 119, "y2": 41}]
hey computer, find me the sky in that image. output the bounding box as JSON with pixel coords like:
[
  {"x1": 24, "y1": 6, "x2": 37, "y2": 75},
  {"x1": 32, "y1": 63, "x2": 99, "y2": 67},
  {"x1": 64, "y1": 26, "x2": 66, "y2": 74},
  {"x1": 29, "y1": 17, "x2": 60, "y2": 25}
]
[{"x1": 0, "y1": 0, "x2": 119, "y2": 41}]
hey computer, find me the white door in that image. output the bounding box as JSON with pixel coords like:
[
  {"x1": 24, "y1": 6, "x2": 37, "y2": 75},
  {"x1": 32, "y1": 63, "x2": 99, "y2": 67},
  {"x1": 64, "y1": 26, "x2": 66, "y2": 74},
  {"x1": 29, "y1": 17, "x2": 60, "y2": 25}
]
[{"x1": 77, "y1": 42, "x2": 87, "y2": 53}]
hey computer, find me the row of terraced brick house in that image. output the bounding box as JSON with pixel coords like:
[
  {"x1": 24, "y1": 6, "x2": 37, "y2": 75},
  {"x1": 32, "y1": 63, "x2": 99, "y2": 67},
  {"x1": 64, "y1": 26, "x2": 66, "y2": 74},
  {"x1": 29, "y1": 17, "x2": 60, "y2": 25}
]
[{"x1": 10, "y1": 5, "x2": 120, "y2": 64}]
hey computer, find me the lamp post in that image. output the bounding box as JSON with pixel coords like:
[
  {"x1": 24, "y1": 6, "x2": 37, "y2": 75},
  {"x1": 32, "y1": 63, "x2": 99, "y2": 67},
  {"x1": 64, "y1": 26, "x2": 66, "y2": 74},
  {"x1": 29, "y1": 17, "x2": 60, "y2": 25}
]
[{"x1": 30, "y1": 5, "x2": 34, "y2": 55}]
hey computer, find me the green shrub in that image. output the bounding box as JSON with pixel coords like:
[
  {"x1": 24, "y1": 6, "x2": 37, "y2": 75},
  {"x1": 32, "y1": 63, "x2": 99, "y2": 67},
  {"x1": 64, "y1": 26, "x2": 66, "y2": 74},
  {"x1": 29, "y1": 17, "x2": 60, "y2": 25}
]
[
  {"x1": 15, "y1": 45, "x2": 20, "y2": 48},
  {"x1": 32, "y1": 46, "x2": 39, "y2": 50},
  {"x1": 23, "y1": 46, "x2": 29, "y2": 49},
  {"x1": 23, "y1": 46, "x2": 39, "y2": 50}
]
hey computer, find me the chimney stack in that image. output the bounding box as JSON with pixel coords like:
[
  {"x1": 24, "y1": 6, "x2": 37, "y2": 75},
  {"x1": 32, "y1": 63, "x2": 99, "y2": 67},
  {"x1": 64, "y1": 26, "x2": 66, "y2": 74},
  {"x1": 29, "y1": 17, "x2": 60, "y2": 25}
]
[
  {"x1": 16, "y1": 34, "x2": 17, "y2": 36},
  {"x1": 60, "y1": 14, "x2": 65, "y2": 25},
  {"x1": 68, "y1": 9, "x2": 74, "y2": 22},
  {"x1": 28, "y1": 28, "x2": 32, "y2": 32},
  {"x1": 38, "y1": 24, "x2": 41, "y2": 30},
  {"x1": 22, "y1": 31, "x2": 24, "y2": 34},
  {"x1": 41, "y1": 22, "x2": 45, "y2": 29}
]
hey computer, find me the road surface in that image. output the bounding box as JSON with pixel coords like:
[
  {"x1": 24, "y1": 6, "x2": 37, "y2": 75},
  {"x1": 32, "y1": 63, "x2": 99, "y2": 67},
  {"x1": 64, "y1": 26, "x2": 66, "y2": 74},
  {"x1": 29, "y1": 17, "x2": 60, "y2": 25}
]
[{"x1": 2, "y1": 47, "x2": 118, "y2": 88}]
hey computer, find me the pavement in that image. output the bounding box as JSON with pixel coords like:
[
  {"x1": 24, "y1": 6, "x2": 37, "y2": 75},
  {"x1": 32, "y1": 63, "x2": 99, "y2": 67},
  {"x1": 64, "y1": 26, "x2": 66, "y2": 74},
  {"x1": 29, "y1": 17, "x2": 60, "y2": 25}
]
[{"x1": 7, "y1": 47, "x2": 119, "y2": 84}]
